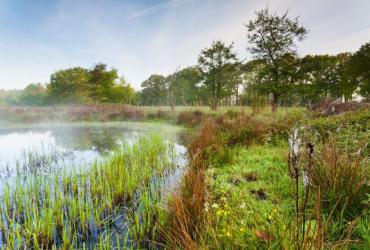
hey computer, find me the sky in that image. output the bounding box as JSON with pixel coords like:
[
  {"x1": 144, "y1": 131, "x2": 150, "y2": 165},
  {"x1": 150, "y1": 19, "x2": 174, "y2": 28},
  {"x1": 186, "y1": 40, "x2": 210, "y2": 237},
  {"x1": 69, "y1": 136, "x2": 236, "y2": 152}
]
[{"x1": 0, "y1": 0, "x2": 369, "y2": 90}]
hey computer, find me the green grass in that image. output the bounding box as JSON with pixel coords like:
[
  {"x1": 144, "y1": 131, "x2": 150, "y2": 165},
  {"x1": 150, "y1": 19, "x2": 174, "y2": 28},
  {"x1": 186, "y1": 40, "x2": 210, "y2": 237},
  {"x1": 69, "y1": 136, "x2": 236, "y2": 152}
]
[
  {"x1": 0, "y1": 134, "x2": 178, "y2": 249},
  {"x1": 199, "y1": 143, "x2": 296, "y2": 249}
]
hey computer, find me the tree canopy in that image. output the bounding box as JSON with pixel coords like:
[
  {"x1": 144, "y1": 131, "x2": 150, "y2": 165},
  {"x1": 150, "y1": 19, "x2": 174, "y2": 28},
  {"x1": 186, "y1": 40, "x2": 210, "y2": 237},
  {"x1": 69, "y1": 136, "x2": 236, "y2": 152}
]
[
  {"x1": 198, "y1": 40, "x2": 239, "y2": 109},
  {"x1": 246, "y1": 7, "x2": 307, "y2": 110}
]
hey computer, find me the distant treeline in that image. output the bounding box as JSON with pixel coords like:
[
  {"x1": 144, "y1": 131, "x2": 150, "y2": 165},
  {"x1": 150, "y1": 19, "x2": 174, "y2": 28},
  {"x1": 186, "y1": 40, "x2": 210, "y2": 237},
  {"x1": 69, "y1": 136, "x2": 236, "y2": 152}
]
[
  {"x1": 0, "y1": 63, "x2": 137, "y2": 106},
  {"x1": 1, "y1": 8, "x2": 369, "y2": 109}
]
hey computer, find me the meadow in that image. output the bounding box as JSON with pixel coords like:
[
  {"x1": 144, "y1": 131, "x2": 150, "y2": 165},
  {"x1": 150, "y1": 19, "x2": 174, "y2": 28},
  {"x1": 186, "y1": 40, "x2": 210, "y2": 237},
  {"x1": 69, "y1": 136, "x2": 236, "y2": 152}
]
[{"x1": 163, "y1": 102, "x2": 369, "y2": 249}]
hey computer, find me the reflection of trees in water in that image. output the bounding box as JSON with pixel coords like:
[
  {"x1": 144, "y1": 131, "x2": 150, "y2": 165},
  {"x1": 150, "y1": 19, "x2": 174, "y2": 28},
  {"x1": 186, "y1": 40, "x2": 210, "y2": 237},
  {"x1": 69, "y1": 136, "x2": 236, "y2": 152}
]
[
  {"x1": 0, "y1": 126, "x2": 141, "y2": 153},
  {"x1": 50, "y1": 127, "x2": 137, "y2": 153}
]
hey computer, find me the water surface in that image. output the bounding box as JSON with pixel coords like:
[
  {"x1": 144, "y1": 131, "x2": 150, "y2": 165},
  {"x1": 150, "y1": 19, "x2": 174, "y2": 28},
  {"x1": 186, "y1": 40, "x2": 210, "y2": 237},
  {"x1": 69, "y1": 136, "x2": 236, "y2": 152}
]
[{"x1": 0, "y1": 122, "x2": 187, "y2": 187}]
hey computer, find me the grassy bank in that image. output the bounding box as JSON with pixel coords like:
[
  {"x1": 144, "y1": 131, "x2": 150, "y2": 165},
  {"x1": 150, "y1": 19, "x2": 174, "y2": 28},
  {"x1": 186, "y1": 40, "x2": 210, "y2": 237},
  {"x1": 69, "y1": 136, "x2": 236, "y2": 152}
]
[{"x1": 166, "y1": 105, "x2": 369, "y2": 249}]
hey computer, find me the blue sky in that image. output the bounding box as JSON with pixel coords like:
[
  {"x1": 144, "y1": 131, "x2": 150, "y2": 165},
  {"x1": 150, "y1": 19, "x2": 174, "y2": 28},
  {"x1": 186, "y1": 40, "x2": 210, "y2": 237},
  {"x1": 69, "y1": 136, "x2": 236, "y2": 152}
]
[{"x1": 0, "y1": 0, "x2": 369, "y2": 90}]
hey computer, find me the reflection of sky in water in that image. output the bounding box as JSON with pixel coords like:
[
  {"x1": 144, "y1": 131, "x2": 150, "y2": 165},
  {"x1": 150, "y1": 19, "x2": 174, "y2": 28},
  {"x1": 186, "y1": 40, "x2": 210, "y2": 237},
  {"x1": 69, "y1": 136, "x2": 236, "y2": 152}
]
[
  {"x1": 0, "y1": 124, "x2": 187, "y2": 189},
  {"x1": 0, "y1": 131, "x2": 96, "y2": 170}
]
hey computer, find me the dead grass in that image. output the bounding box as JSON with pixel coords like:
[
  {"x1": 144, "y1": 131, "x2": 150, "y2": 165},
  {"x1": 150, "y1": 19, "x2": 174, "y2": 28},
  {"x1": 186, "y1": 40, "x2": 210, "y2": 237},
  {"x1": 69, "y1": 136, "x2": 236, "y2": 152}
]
[
  {"x1": 177, "y1": 110, "x2": 205, "y2": 127},
  {"x1": 0, "y1": 105, "x2": 146, "y2": 123},
  {"x1": 309, "y1": 99, "x2": 370, "y2": 116},
  {"x1": 165, "y1": 168, "x2": 206, "y2": 249},
  {"x1": 164, "y1": 120, "x2": 218, "y2": 249}
]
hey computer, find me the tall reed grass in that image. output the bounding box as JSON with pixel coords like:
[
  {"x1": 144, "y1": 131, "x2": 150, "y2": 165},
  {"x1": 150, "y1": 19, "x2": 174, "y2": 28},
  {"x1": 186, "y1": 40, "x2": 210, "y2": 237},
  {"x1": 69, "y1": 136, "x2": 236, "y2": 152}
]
[{"x1": 0, "y1": 134, "x2": 179, "y2": 249}]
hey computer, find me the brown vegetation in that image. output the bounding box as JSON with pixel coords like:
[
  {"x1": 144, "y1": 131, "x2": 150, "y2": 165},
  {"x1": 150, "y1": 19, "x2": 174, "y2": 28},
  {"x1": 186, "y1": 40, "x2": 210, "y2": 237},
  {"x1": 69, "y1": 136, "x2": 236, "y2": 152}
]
[
  {"x1": 309, "y1": 99, "x2": 370, "y2": 116},
  {"x1": 0, "y1": 105, "x2": 147, "y2": 123},
  {"x1": 165, "y1": 120, "x2": 222, "y2": 249},
  {"x1": 177, "y1": 110, "x2": 205, "y2": 127}
]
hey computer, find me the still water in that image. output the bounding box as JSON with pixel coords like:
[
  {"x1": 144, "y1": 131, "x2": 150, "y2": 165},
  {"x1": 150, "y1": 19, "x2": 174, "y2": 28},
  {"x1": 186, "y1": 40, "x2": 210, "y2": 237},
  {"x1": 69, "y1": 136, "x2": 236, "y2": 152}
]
[{"x1": 0, "y1": 122, "x2": 187, "y2": 186}]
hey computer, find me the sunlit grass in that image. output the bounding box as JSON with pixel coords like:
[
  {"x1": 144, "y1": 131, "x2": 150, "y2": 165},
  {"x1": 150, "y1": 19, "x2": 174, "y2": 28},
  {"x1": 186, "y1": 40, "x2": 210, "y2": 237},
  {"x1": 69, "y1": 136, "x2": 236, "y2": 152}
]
[{"x1": 199, "y1": 144, "x2": 294, "y2": 249}]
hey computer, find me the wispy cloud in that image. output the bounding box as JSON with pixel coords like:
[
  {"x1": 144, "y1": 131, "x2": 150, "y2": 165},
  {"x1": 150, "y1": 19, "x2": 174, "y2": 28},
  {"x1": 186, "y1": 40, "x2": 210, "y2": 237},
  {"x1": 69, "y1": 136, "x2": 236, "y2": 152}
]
[{"x1": 126, "y1": 0, "x2": 195, "y2": 20}]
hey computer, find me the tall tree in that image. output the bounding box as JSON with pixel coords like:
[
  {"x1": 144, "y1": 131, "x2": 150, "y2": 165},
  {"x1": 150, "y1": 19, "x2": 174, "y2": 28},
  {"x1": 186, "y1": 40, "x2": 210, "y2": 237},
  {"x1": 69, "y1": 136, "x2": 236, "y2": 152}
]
[
  {"x1": 198, "y1": 40, "x2": 239, "y2": 110},
  {"x1": 246, "y1": 7, "x2": 307, "y2": 111},
  {"x1": 240, "y1": 59, "x2": 266, "y2": 106},
  {"x1": 88, "y1": 63, "x2": 119, "y2": 103},
  {"x1": 166, "y1": 66, "x2": 202, "y2": 106}
]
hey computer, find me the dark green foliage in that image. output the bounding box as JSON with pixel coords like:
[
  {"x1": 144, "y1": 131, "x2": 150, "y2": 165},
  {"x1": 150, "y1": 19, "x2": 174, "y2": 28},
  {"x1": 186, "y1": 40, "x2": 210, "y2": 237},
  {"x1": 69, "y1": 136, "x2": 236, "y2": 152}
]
[
  {"x1": 47, "y1": 64, "x2": 137, "y2": 105},
  {"x1": 246, "y1": 7, "x2": 307, "y2": 110},
  {"x1": 139, "y1": 74, "x2": 168, "y2": 105},
  {"x1": 347, "y1": 42, "x2": 370, "y2": 98},
  {"x1": 198, "y1": 40, "x2": 240, "y2": 110}
]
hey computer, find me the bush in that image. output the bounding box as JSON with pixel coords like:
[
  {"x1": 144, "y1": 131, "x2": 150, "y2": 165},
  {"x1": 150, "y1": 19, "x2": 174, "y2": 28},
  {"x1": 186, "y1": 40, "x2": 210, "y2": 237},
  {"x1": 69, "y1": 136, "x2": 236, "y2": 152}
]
[
  {"x1": 177, "y1": 111, "x2": 205, "y2": 127},
  {"x1": 309, "y1": 99, "x2": 370, "y2": 115}
]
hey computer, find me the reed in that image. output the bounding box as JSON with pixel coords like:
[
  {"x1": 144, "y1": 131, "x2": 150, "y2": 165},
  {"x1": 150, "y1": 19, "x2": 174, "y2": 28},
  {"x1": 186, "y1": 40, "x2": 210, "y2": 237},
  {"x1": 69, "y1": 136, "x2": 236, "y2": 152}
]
[{"x1": 0, "y1": 133, "x2": 180, "y2": 249}]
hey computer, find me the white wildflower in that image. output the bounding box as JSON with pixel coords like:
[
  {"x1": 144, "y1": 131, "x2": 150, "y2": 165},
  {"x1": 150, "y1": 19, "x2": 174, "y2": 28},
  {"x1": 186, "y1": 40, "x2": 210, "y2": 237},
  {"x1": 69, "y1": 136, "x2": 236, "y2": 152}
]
[
  {"x1": 239, "y1": 202, "x2": 246, "y2": 209},
  {"x1": 211, "y1": 203, "x2": 219, "y2": 209}
]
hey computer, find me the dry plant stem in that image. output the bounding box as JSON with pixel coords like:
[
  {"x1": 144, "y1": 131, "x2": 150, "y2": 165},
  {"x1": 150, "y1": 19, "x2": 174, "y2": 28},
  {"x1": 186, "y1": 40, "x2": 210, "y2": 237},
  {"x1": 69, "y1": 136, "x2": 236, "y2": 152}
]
[
  {"x1": 289, "y1": 128, "x2": 301, "y2": 247},
  {"x1": 316, "y1": 187, "x2": 322, "y2": 250},
  {"x1": 301, "y1": 143, "x2": 314, "y2": 247},
  {"x1": 294, "y1": 155, "x2": 300, "y2": 245}
]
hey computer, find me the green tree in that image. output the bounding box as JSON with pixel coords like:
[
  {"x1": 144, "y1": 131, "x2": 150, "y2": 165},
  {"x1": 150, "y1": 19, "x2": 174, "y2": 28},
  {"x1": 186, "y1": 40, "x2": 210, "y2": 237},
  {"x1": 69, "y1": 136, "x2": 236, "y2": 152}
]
[
  {"x1": 109, "y1": 77, "x2": 137, "y2": 104},
  {"x1": 166, "y1": 66, "x2": 202, "y2": 106},
  {"x1": 47, "y1": 67, "x2": 90, "y2": 104},
  {"x1": 240, "y1": 59, "x2": 266, "y2": 106},
  {"x1": 88, "y1": 63, "x2": 119, "y2": 103},
  {"x1": 19, "y1": 83, "x2": 47, "y2": 106},
  {"x1": 246, "y1": 7, "x2": 307, "y2": 110},
  {"x1": 347, "y1": 42, "x2": 370, "y2": 98},
  {"x1": 298, "y1": 55, "x2": 338, "y2": 102},
  {"x1": 198, "y1": 40, "x2": 239, "y2": 110},
  {"x1": 140, "y1": 74, "x2": 167, "y2": 105}
]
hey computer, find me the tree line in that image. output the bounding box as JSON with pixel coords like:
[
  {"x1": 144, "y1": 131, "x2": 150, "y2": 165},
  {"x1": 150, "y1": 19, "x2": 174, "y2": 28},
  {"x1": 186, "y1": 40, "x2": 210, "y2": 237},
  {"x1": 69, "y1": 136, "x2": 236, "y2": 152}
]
[
  {"x1": 1, "y1": 8, "x2": 369, "y2": 109},
  {"x1": 0, "y1": 63, "x2": 137, "y2": 106},
  {"x1": 139, "y1": 8, "x2": 370, "y2": 110}
]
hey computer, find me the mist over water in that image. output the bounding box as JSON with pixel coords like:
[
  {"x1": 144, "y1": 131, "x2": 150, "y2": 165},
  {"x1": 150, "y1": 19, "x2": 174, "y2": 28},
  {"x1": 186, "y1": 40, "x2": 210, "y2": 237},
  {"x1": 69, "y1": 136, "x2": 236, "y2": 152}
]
[{"x1": 0, "y1": 122, "x2": 187, "y2": 189}]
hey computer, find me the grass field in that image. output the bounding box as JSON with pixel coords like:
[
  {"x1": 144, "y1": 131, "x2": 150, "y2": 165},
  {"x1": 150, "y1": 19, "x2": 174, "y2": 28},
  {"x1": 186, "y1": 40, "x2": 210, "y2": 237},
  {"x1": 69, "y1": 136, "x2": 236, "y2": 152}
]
[{"x1": 164, "y1": 104, "x2": 370, "y2": 249}]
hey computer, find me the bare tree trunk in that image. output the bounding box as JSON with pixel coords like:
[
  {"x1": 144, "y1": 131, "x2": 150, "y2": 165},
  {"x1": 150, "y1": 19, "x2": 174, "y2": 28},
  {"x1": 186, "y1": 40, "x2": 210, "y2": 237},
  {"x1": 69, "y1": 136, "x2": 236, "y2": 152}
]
[{"x1": 272, "y1": 93, "x2": 279, "y2": 112}]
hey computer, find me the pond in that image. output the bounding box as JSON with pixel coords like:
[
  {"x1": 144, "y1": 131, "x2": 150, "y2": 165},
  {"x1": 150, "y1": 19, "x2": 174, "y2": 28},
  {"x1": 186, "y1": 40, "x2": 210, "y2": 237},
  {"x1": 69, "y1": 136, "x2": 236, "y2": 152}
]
[
  {"x1": 0, "y1": 122, "x2": 186, "y2": 179},
  {"x1": 0, "y1": 122, "x2": 188, "y2": 248}
]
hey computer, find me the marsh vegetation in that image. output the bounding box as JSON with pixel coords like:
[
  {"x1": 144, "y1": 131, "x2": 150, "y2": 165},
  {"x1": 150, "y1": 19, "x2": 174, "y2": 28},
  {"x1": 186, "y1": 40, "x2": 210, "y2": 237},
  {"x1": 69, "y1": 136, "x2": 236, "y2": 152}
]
[{"x1": 0, "y1": 124, "x2": 187, "y2": 249}]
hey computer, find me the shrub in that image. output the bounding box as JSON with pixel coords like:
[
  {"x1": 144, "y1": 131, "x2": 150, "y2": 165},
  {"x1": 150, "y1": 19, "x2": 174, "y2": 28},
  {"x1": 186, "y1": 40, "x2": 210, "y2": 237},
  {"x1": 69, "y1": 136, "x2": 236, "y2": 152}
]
[
  {"x1": 177, "y1": 111, "x2": 205, "y2": 127},
  {"x1": 309, "y1": 99, "x2": 370, "y2": 116},
  {"x1": 122, "y1": 108, "x2": 145, "y2": 120}
]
